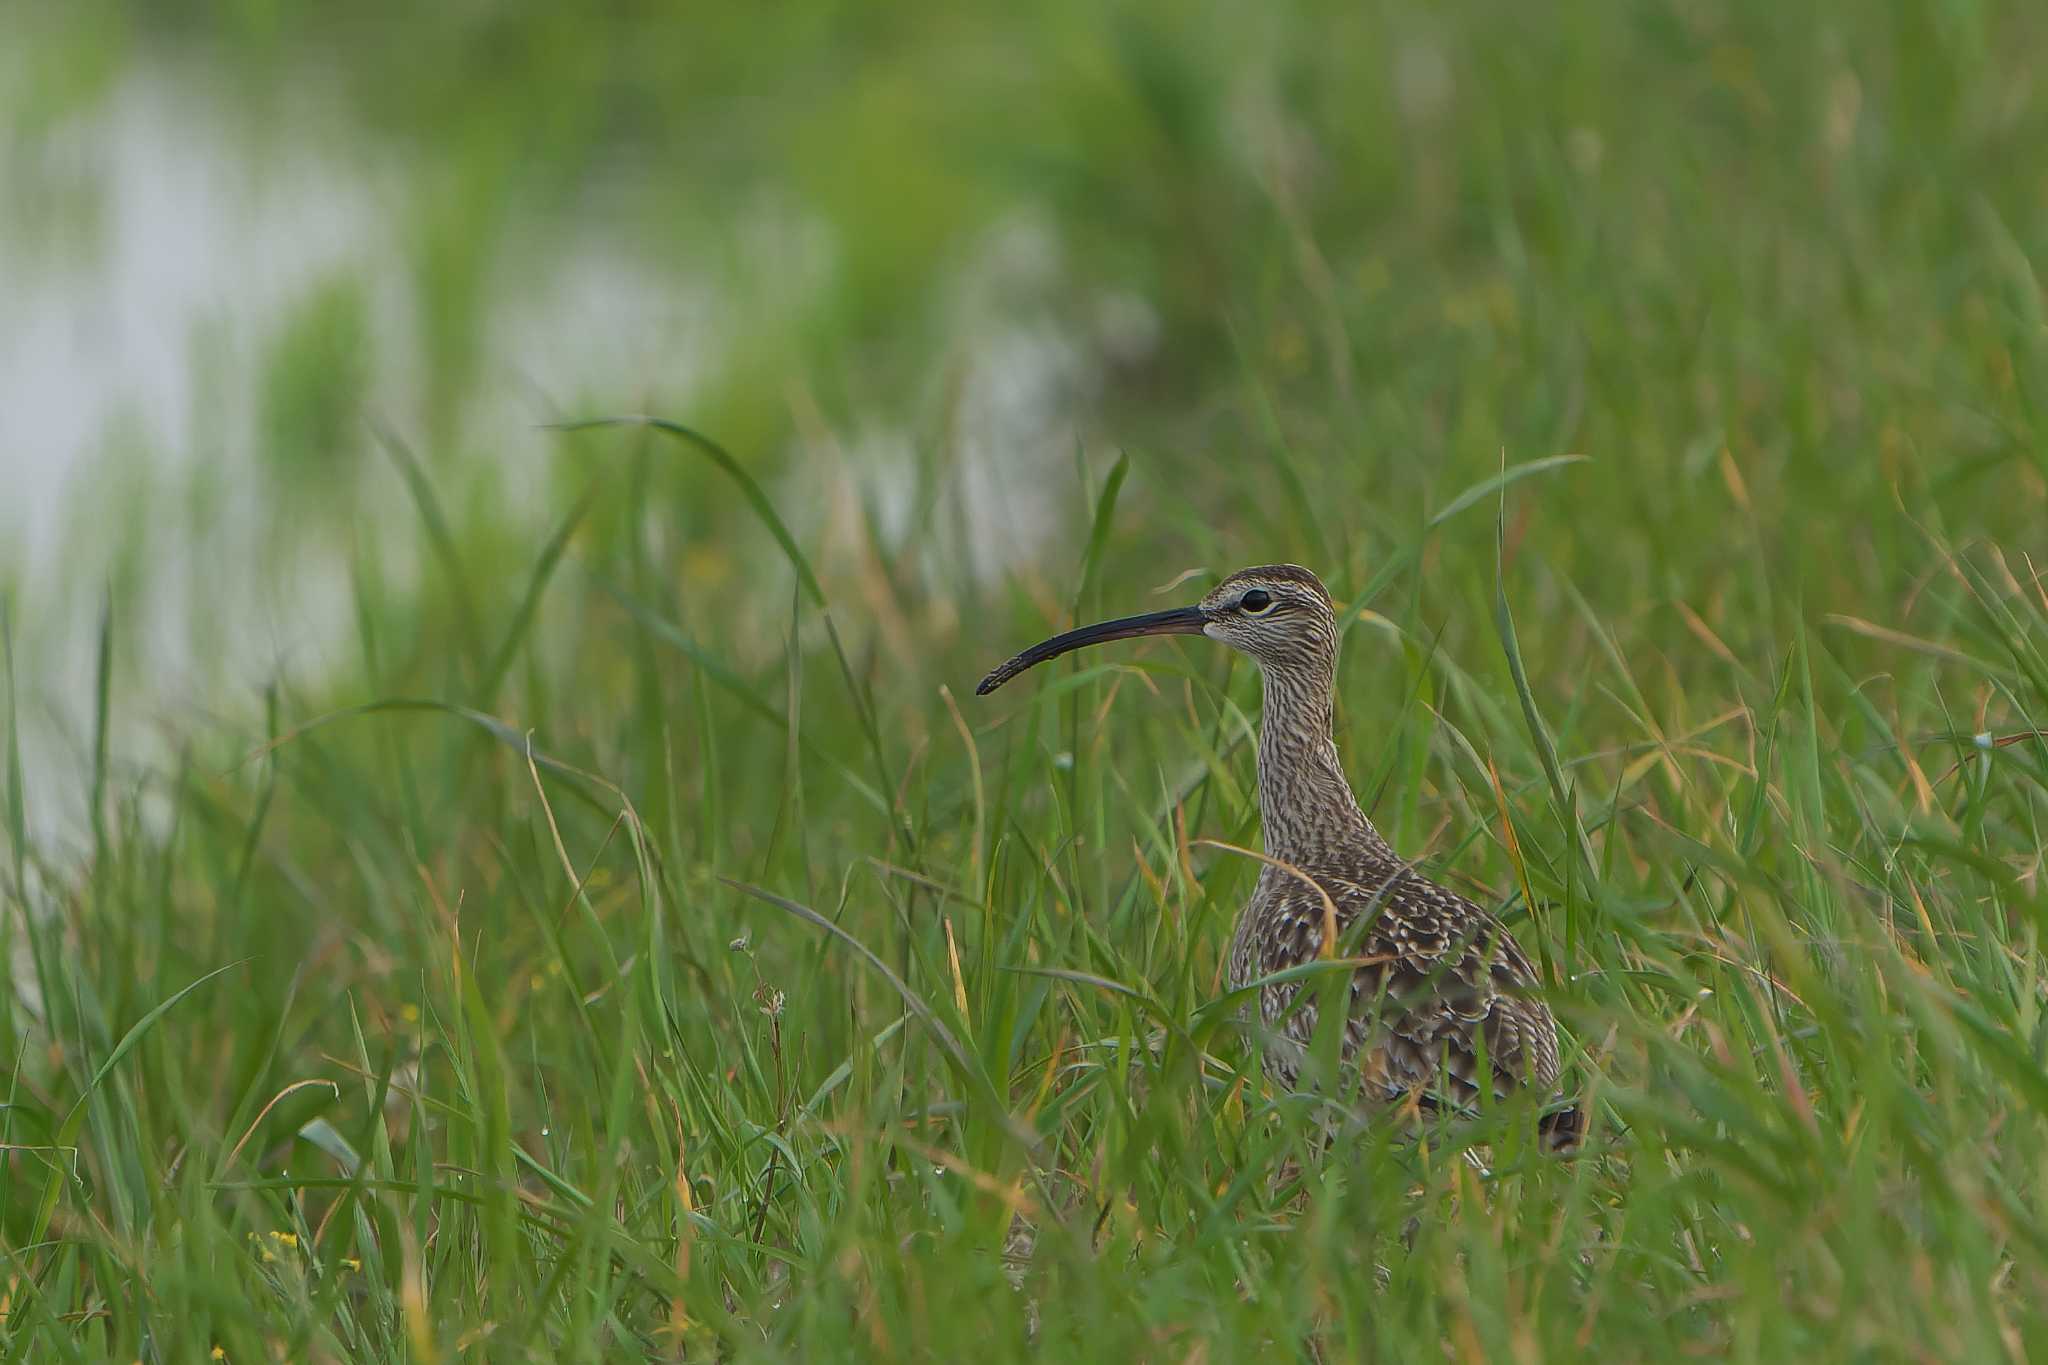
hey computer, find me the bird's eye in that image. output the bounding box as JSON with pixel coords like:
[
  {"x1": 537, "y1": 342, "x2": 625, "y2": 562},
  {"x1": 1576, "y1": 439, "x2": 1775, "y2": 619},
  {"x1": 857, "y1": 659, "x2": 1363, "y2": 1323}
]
[{"x1": 1239, "y1": 589, "x2": 1275, "y2": 614}]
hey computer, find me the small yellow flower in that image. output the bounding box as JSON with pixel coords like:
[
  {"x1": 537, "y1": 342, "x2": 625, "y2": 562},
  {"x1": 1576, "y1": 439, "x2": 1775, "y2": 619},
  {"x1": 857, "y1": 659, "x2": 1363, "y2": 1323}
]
[
  {"x1": 211, "y1": 1350, "x2": 226, "y2": 1361},
  {"x1": 399, "y1": 1003, "x2": 420, "y2": 1023},
  {"x1": 269, "y1": 1231, "x2": 298, "y2": 1248},
  {"x1": 341, "y1": 1257, "x2": 362, "y2": 1272}
]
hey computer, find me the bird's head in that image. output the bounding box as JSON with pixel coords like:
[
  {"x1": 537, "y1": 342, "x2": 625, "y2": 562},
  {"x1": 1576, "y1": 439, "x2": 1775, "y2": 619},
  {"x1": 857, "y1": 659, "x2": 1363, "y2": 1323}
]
[{"x1": 976, "y1": 563, "x2": 1338, "y2": 696}]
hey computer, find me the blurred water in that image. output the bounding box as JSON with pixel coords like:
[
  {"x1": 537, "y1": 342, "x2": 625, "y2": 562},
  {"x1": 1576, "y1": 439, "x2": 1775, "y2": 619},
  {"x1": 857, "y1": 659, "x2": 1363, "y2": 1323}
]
[
  {"x1": 0, "y1": 67, "x2": 710, "y2": 840},
  {"x1": 3, "y1": 72, "x2": 375, "y2": 573},
  {"x1": 0, "y1": 70, "x2": 731, "y2": 583},
  {"x1": 0, "y1": 62, "x2": 1146, "y2": 843}
]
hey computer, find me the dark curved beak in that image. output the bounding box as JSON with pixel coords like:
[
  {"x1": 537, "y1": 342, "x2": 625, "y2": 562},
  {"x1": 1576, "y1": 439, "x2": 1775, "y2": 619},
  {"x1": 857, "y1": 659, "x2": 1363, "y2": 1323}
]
[{"x1": 976, "y1": 606, "x2": 1207, "y2": 695}]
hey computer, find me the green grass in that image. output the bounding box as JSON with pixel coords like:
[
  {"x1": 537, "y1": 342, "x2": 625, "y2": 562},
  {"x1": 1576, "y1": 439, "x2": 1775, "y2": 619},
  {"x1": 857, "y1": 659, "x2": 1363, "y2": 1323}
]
[{"x1": 7, "y1": 0, "x2": 2048, "y2": 1359}]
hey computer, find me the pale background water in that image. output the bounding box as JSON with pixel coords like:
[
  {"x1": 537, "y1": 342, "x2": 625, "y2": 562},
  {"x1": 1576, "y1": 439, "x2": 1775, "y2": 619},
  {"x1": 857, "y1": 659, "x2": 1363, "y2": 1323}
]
[{"x1": 1, "y1": 57, "x2": 1154, "y2": 840}]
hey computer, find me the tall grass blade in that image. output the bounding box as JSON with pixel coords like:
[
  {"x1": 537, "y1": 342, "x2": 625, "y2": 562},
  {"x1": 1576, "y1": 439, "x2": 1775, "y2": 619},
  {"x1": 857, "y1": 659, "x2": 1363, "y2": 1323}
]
[{"x1": 555, "y1": 416, "x2": 824, "y2": 606}]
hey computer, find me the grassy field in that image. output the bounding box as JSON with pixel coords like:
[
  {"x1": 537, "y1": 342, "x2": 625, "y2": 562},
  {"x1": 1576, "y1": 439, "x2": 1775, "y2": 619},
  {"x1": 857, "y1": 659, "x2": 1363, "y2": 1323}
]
[{"x1": 7, "y1": 1, "x2": 2048, "y2": 1360}]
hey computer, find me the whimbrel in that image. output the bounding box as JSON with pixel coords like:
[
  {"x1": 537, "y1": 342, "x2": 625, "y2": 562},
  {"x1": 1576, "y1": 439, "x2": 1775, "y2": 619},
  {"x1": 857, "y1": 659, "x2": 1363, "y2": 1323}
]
[{"x1": 978, "y1": 564, "x2": 1578, "y2": 1148}]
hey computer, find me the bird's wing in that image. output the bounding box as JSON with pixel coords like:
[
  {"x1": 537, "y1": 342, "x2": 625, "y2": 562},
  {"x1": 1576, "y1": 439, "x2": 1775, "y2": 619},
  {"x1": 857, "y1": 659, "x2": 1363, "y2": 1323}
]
[{"x1": 1251, "y1": 862, "x2": 1560, "y2": 1101}]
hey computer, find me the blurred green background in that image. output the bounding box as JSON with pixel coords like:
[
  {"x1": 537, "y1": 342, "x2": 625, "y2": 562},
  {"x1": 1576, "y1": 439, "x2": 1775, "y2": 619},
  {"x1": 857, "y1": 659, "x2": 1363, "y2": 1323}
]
[{"x1": 4, "y1": 1, "x2": 2048, "y2": 1360}]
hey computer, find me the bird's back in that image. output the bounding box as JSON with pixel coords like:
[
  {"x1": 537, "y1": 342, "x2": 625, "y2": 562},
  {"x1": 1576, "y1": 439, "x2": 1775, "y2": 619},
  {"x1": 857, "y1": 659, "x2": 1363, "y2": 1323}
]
[{"x1": 1228, "y1": 845, "x2": 1562, "y2": 1114}]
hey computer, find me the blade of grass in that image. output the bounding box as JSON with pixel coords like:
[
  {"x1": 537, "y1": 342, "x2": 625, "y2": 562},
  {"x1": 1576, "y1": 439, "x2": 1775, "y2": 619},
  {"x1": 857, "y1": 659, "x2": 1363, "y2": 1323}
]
[
  {"x1": 1431, "y1": 454, "x2": 1590, "y2": 530},
  {"x1": 1493, "y1": 471, "x2": 1595, "y2": 880},
  {"x1": 373, "y1": 417, "x2": 484, "y2": 670},
  {"x1": 477, "y1": 485, "x2": 597, "y2": 708},
  {"x1": 30, "y1": 959, "x2": 250, "y2": 1251},
  {"x1": 1074, "y1": 450, "x2": 1129, "y2": 613},
  {"x1": 554, "y1": 415, "x2": 823, "y2": 605},
  {"x1": 721, "y1": 878, "x2": 1039, "y2": 1152}
]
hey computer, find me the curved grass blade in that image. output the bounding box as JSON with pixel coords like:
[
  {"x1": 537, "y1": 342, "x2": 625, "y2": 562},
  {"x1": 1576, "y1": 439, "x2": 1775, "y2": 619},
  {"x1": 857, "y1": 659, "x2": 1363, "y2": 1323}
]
[
  {"x1": 64, "y1": 959, "x2": 250, "y2": 1130},
  {"x1": 561, "y1": 417, "x2": 902, "y2": 827},
  {"x1": 1430, "y1": 453, "x2": 1589, "y2": 530},
  {"x1": 239, "y1": 699, "x2": 618, "y2": 822},
  {"x1": 802, "y1": 1014, "x2": 911, "y2": 1117},
  {"x1": 478, "y1": 485, "x2": 597, "y2": 708},
  {"x1": 595, "y1": 576, "x2": 783, "y2": 727},
  {"x1": 721, "y1": 878, "x2": 1039, "y2": 1152},
  {"x1": 373, "y1": 418, "x2": 484, "y2": 668},
  {"x1": 553, "y1": 415, "x2": 824, "y2": 607},
  {"x1": 1000, "y1": 964, "x2": 1196, "y2": 1053},
  {"x1": 31, "y1": 959, "x2": 249, "y2": 1249},
  {"x1": 1494, "y1": 473, "x2": 1595, "y2": 879},
  {"x1": 1075, "y1": 451, "x2": 1129, "y2": 613},
  {"x1": 599, "y1": 576, "x2": 887, "y2": 814}
]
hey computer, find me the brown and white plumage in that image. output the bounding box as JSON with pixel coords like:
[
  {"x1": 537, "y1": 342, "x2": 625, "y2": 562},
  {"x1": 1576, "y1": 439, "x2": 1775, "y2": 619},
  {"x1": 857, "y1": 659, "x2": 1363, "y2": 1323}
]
[{"x1": 979, "y1": 563, "x2": 1576, "y2": 1147}]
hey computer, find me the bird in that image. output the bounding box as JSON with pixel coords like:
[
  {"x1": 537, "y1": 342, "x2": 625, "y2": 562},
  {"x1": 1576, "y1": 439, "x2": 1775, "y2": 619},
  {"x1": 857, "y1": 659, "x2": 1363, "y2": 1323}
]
[{"x1": 977, "y1": 564, "x2": 1578, "y2": 1149}]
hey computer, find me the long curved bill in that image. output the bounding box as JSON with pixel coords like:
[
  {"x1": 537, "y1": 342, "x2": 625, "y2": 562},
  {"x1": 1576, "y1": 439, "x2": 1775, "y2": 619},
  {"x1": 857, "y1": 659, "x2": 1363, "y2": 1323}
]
[{"x1": 976, "y1": 606, "x2": 1206, "y2": 695}]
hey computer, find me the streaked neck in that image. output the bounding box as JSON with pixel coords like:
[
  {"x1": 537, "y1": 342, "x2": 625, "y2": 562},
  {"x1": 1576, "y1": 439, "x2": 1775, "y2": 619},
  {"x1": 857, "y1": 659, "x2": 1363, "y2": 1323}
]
[{"x1": 1253, "y1": 664, "x2": 1383, "y2": 863}]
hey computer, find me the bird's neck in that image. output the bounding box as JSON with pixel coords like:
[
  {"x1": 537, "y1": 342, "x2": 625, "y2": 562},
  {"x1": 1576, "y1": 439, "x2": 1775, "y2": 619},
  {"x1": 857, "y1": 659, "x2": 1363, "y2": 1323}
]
[{"x1": 1253, "y1": 666, "x2": 1386, "y2": 864}]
